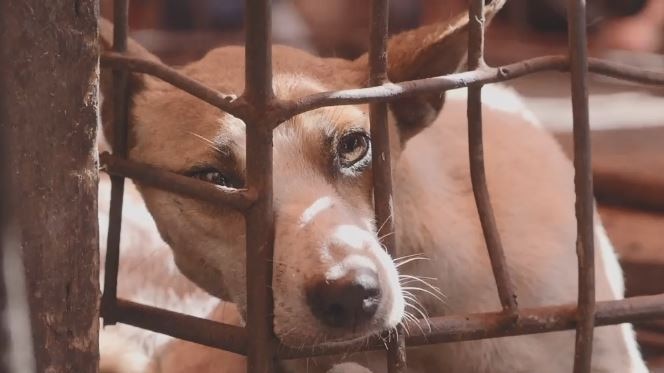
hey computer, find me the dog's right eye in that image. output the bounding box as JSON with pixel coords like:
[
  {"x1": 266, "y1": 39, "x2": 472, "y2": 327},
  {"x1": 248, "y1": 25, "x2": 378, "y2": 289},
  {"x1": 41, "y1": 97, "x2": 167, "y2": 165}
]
[{"x1": 337, "y1": 131, "x2": 370, "y2": 168}]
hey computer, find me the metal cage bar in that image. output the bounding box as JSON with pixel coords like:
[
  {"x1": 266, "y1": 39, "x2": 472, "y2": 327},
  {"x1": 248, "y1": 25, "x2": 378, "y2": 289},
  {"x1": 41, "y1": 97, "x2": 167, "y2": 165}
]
[
  {"x1": 565, "y1": 0, "x2": 596, "y2": 371},
  {"x1": 98, "y1": 0, "x2": 664, "y2": 372},
  {"x1": 467, "y1": 0, "x2": 519, "y2": 314},
  {"x1": 101, "y1": 54, "x2": 664, "y2": 116},
  {"x1": 367, "y1": 0, "x2": 407, "y2": 371},
  {"x1": 243, "y1": 0, "x2": 278, "y2": 372},
  {"x1": 101, "y1": 52, "x2": 246, "y2": 119},
  {"x1": 100, "y1": 153, "x2": 256, "y2": 210},
  {"x1": 101, "y1": 0, "x2": 130, "y2": 325},
  {"x1": 277, "y1": 292, "x2": 664, "y2": 359}
]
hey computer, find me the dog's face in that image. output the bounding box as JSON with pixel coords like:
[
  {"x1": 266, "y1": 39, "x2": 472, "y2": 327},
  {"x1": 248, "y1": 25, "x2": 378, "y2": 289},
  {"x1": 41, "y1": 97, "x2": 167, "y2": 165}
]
[{"x1": 100, "y1": 1, "x2": 504, "y2": 346}]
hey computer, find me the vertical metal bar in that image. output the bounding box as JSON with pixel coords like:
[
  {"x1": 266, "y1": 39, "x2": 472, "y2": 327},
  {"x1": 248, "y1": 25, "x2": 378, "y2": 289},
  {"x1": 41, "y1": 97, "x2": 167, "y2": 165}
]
[
  {"x1": 244, "y1": 0, "x2": 274, "y2": 106},
  {"x1": 467, "y1": 0, "x2": 518, "y2": 314},
  {"x1": 566, "y1": 0, "x2": 596, "y2": 372},
  {"x1": 244, "y1": 0, "x2": 277, "y2": 372},
  {"x1": 102, "y1": 0, "x2": 130, "y2": 325},
  {"x1": 368, "y1": 0, "x2": 406, "y2": 371}
]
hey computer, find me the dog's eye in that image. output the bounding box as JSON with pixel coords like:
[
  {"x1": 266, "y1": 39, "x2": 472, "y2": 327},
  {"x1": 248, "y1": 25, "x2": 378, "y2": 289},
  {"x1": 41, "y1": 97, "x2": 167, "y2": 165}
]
[
  {"x1": 190, "y1": 168, "x2": 230, "y2": 187},
  {"x1": 338, "y1": 132, "x2": 370, "y2": 168}
]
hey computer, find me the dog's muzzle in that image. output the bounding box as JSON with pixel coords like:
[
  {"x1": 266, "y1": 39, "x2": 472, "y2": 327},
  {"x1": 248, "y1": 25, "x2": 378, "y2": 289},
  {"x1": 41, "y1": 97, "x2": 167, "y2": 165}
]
[{"x1": 306, "y1": 267, "x2": 381, "y2": 329}]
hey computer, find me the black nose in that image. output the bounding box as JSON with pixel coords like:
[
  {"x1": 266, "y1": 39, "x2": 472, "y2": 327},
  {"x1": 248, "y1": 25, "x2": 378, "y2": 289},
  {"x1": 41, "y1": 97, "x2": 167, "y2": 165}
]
[{"x1": 306, "y1": 268, "x2": 381, "y2": 329}]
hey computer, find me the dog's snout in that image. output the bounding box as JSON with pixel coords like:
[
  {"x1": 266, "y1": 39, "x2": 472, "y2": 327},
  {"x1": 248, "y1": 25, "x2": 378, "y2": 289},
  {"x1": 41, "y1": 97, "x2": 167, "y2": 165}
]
[{"x1": 306, "y1": 268, "x2": 381, "y2": 329}]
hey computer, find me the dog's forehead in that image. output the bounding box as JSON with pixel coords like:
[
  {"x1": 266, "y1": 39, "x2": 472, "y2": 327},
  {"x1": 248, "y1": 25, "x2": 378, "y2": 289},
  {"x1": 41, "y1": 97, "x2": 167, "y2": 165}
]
[
  {"x1": 131, "y1": 46, "x2": 368, "y2": 172},
  {"x1": 178, "y1": 45, "x2": 364, "y2": 94}
]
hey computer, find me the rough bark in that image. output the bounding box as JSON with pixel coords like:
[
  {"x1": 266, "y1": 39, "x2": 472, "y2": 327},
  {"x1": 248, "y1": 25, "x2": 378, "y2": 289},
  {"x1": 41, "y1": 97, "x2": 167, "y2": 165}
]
[{"x1": 0, "y1": 1, "x2": 100, "y2": 372}]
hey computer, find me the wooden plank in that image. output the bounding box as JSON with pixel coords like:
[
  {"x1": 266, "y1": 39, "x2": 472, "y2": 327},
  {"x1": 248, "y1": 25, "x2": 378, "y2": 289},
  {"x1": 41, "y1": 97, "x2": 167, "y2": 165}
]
[
  {"x1": 556, "y1": 127, "x2": 664, "y2": 211},
  {"x1": 0, "y1": 1, "x2": 100, "y2": 372}
]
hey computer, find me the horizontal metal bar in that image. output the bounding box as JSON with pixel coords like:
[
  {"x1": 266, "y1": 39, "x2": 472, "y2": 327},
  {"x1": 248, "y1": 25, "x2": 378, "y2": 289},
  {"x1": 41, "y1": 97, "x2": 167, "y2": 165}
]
[
  {"x1": 279, "y1": 56, "x2": 664, "y2": 117},
  {"x1": 590, "y1": 58, "x2": 664, "y2": 85},
  {"x1": 101, "y1": 52, "x2": 664, "y2": 125},
  {"x1": 111, "y1": 299, "x2": 248, "y2": 356},
  {"x1": 101, "y1": 52, "x2": 248, "y2": 120},
  {"x1": 277, "y1": 293, "x2": 664, "y2": 359},
  {"x1": 99, "y1": 152, "x2": 256, "y2": 211}
]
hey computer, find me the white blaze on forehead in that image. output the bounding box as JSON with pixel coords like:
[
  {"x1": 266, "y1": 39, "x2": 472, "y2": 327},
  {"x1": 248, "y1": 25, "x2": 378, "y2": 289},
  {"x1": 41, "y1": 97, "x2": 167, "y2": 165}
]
[
  {"x1": 325, "y1": 254, "x2": 378, "y2": 281},
  {"x1": 299, "y1": 196, "x2": 335, "y2": 227},
  {"x1": 331, "y1": 225, "x2": 375, "y2": 251}
]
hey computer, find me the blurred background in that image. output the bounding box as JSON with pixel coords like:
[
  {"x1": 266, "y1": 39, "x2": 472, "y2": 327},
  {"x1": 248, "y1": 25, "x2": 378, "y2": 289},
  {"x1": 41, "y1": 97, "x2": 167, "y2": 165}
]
[{"x1": 100, "y1": 1, "x2": 664, "y2": 370}]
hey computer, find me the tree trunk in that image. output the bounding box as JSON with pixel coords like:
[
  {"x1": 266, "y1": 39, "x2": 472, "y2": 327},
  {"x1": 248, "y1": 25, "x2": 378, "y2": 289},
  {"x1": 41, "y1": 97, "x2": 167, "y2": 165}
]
[{"x1": 0, "y1": 1, "x2": 100, "y2": 372}]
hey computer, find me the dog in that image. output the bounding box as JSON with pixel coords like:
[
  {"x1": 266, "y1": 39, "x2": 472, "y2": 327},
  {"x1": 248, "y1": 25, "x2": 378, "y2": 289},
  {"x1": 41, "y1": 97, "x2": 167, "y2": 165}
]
[{"x1": 97, "y1": 1, "x2": 648, "y2": 372}]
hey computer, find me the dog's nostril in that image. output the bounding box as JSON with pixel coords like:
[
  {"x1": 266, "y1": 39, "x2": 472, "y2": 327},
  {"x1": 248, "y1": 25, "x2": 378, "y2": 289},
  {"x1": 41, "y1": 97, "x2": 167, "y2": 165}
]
[{"x1": 306, "y1": 268, "x2": 381, "y2": 329}]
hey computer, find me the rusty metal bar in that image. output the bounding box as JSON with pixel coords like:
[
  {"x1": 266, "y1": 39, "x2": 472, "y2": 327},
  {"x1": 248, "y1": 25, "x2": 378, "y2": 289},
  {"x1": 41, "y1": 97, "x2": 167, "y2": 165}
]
[
  {"x1": 367, "y1": 0, "x2": 406, "y2": 371},
  {"x1": 244, "y1": 0, "x2": 274, "y2": 106},
  {"x1": 467, "y1": 0, "x2": 518, "y2": 314},
  {"x1": 589, "y1": 58, "x2": 664, "y2": 85},
  {"x1": 101, "y1": 53, "x2": 248, "y2": 120},
  {"x1": 282, "y1": 57, "x2": 663, "y2": 118},
  {"x1": 99, "y1": 53, "x2": 664, "y2": 121},
  {"x1": 100, "y1": 153, "x2": 256, "y2": 210},
  {"x1": 277, "y1": 293, "x2": 664, "y2": 359},
  {"x1": 102, "y1": 0, "x2": 130, "y2": 326},
  {"x1": 566, "y1": 0, "x2": 596, "y2": 371},
  {"x1": 243, "y1": 0, "x2": 277, "y2": 372},
  {"x1": 114, "y1": 299, "x2": 248, "y2": 356}
]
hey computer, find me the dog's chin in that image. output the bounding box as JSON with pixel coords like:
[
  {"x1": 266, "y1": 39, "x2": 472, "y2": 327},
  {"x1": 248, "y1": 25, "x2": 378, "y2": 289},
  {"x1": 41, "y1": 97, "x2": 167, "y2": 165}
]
[{"x1": 277, "y1": 327, "x2": 389, "y2": 349}]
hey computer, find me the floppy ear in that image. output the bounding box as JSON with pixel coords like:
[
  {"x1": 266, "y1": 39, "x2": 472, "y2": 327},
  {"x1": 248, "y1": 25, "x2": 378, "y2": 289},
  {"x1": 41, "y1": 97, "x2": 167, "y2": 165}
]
[
  {"x1": 381, "y1": 0, "x2": 506, "y2": 143},
  {"x1": 99, "y1": 18, "x2": 160, "y2": 148}
]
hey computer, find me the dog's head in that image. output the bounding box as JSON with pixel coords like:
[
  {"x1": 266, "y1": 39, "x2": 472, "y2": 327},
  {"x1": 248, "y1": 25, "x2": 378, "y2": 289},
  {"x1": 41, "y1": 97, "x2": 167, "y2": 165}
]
[{"x1": 100, "y1": 1, "x2": 504, "y2": 346}]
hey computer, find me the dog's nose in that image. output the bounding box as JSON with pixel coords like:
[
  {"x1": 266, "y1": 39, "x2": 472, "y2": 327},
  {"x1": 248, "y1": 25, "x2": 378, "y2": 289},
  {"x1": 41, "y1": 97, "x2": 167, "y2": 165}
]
[{"x1": 306, "y1": 268, "x2": 381, "y2": 329}]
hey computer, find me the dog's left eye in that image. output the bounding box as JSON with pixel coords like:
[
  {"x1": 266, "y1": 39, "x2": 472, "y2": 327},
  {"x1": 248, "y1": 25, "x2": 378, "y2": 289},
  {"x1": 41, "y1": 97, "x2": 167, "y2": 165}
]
[
  {"x1": 190, "y1": 168, "x2": 231, "y2": 187},
  {"x1": 338, "y1": 131, "x2": 370, "y2": 168}
]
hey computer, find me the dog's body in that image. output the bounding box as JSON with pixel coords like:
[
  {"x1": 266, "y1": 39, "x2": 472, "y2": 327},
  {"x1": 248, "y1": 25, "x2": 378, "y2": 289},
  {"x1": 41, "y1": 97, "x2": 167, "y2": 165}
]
[{"x1": 98, "y1": 1, "x2": 649, "y2": 371}]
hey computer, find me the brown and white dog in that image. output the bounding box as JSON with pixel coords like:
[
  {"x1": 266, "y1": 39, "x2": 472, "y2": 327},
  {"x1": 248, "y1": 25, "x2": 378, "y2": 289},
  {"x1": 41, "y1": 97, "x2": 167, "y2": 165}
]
[{"x1": 98, "y1": 1, "x2": 648, "y2": 372}]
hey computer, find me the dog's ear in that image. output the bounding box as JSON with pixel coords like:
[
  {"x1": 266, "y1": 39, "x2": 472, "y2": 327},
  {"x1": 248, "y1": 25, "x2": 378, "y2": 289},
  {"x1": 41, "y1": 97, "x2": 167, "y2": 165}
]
[
  {"x1": 99, "y1": 18, "x2": 160, "y2": 148},
  {"x1": 359, "y1": 0, "x2": 505, "y2": 144}
]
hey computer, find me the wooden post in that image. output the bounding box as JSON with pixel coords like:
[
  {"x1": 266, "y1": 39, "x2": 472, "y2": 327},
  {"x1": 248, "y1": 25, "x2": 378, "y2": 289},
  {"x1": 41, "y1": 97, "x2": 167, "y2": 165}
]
[{"x1": 0, "y1": 1, "x2": 100, "y2": 372}]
